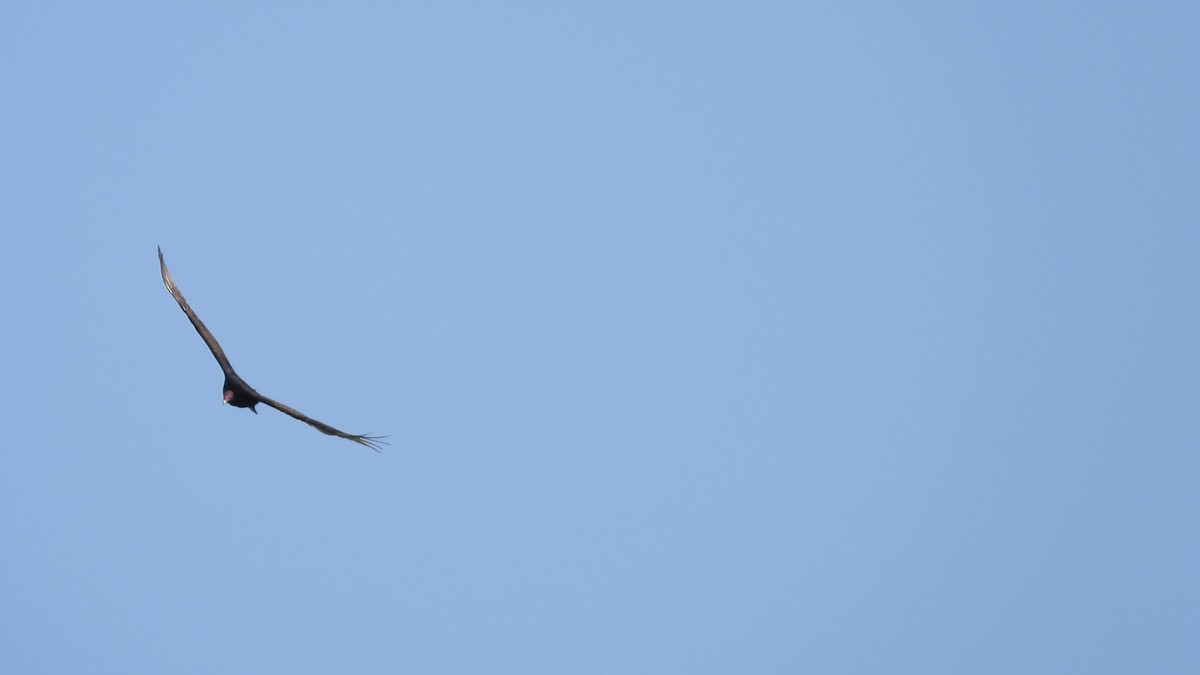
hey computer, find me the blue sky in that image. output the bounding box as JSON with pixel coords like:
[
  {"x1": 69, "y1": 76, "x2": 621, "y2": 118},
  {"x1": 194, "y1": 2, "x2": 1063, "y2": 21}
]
[{"x1": 1, "y1": 2, "x2": 1196, "y2": 673}]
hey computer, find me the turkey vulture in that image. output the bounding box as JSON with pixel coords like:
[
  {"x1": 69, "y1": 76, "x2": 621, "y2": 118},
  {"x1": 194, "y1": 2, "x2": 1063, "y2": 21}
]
[{"x1": 158, "y1": 247, "x2": 386, "y2": 452}]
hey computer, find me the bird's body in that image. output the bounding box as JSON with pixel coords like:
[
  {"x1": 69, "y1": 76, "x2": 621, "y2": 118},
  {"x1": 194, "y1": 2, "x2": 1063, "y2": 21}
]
[
  {"x1": 222, "y1": 374, "x2": 260, "y2": 410},
  {"x1": 158, "y1": 247, "x2": 386, "y2": 451}
]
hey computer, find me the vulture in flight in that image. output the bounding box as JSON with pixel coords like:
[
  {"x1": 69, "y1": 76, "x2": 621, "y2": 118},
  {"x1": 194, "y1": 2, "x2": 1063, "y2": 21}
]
[{"x1": 158, "y1": 247, "x2": 386, "y2": 452}]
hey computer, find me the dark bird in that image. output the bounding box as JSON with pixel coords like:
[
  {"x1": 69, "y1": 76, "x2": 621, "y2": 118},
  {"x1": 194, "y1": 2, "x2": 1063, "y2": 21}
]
[{"x1": 158, "y1": 247, "x2": 386, "y2": 452}]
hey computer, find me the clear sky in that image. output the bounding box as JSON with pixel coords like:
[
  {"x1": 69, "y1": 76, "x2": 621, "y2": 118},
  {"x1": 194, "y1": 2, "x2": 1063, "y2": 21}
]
[{"x1": 1, "y1": 2, "x2": 1196, "y2": 673}]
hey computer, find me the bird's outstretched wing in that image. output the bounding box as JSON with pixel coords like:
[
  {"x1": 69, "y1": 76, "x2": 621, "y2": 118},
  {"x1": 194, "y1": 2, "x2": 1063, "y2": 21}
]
[
  {"x1": 158, "y1": 246, "x2": 238, "y2": 378},
  {"x1": 256, "y1": 395, "x2": 388, "y2": 452}
]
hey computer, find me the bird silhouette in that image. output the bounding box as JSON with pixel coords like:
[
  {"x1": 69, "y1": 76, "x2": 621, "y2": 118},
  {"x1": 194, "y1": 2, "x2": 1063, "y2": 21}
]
[{"x1": 158, "y1": 247, "x2": 386, "y2": 452}]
